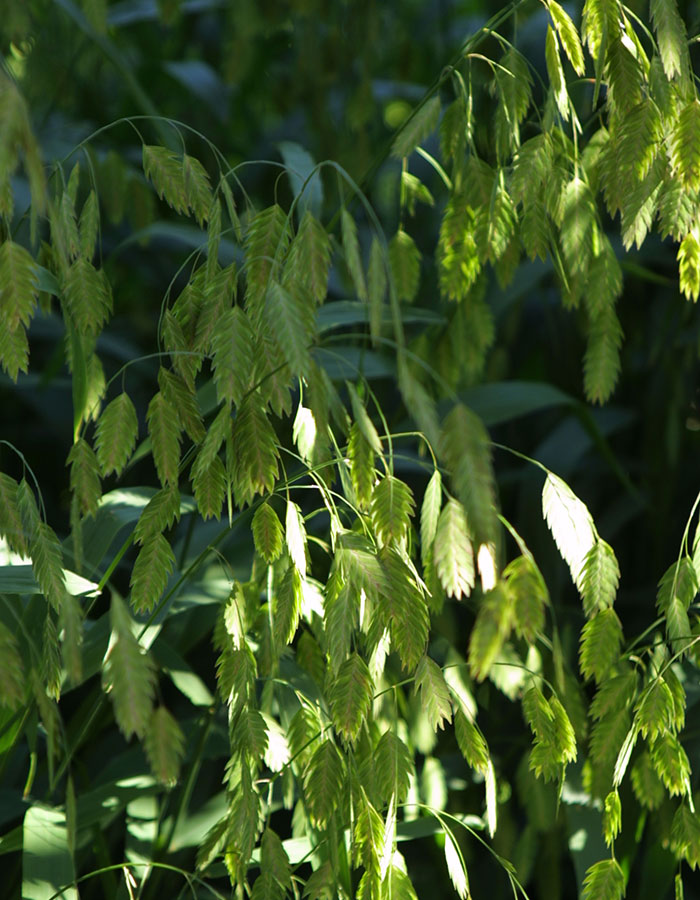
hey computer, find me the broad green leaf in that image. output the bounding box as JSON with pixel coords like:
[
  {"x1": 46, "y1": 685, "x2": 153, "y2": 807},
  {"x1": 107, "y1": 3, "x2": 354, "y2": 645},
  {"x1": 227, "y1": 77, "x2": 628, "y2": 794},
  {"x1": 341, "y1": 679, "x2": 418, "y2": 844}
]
[{"x1": 22, "y1": 805, "x2": 77, "y2": 900}]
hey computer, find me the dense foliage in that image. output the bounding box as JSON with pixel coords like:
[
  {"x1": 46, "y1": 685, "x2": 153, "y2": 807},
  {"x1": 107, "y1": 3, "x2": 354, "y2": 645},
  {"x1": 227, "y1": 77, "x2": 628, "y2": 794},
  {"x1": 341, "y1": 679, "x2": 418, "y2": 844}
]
[{"x1": 2, "y1": 1, "x2": 700, "y2": 899}]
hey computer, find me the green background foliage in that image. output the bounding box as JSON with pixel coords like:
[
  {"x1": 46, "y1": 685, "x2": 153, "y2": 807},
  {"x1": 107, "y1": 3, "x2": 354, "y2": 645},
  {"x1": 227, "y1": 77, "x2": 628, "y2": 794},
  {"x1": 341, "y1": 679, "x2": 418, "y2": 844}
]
[{"x1": 2, "y1": 1, "x2": 700, "y2": 899}]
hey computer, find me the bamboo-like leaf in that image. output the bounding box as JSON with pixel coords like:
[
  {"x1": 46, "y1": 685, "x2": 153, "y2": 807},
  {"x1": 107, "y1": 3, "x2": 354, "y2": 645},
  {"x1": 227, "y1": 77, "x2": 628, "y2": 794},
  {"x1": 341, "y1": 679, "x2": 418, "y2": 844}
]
[
  {"x1": 468, "y1": 583, "x2": 512, "y2": 681},
  {"x1": 433, "y1": 498, "x2": 474, "y2": 600},
  {"x1": 285, "y1": 500, "x2": 307, "y2": 575},
  {"x1": 383, "y1": 865, "x2": 419, "y2": 900},
  {"x1": 0, "y1": 620, "x2": 25, "y2": 709},
  {"x1": 560, "y1": 175, "x2": 598, "y2": 280},
  {"x1": 232, "y1": 707, "x2": 269, "y2": 761},
  {"x1": 147, "y1": 391, "x2": 182, "y2": 487},
  {"x1": 605, "y1": 791, "x2": 627, "y2": 848},
  {"x1": 420, "y1": 469, "x2": 442, "y2": 564},
  {"x1": 678, "y1": 228, "x2": 700, "y2": 302},
  {"x1": 389, "y1": 229, "x2": 421, "y2": 303},
  {"x1": 245, "y1": 204, "x2": 291, "y2": 324},
  {"x1": 391, "y1": 95, "x2": 441, "y2": 159},
  {"x1": 158, "y1": 368, "x2": 206, "y2": 443},
  {"x1": 367, "y1": 235, "x2": 387, "y2": 343},
  {"x1": 440, "y1": 403, "x2": 497, "y2": 548},
  {"x1": 289, "y1": 209, "x2": 330, "y2": 304},
  {"x1": 0, "y1": 239, "x2": 37, "y2": 330},
  {"x1": 415, "y1": 655, "x2": 452, "y2": 732},
  {"x1": 341, "y1": 209, "x2": 367, "y2": 302},
  {"x1": 231, "y1": 398, "x2": 280, "y2": 505},
  {"x1": 304, "y1": 739, "x2": 344, "y2": 827},
  {"x1": 671, "y1": 101, "x2": 700, "y2": 191},
  {"x1": 455, "y1": 710, "x2": 489, "y2": 774},
  {"x1": 650, "y1": 0, "x2": 689, "y2": 80},
  {"x1": 143, "y1": 144, "x2": 188, "y2": 216},
  {"x1": 374, "y1": 730, "x2": 413, "y2": 804},
  {"x1": 582, "y1": 859, "x2": 625, "y2": 900},
  {"x1": 252, "y1": 502, "x2": 284, "y2": 563},
  {"x1": 103, "y1": 594, "x2": 156, "y2": 739},
  {"x1": 349, "y1": 421, "x2": 375, "y2": 510},
  {"x1": 631, "y1": 752, "x2": 665, "y2": 810},
  {"x1": 444, "y1": 830, "x2": 470, "y2": 900},
  {"x1": 211, "y1": 306, "x2": 256, "y2": 407},
  {"x1": 62, "y1": 257, "x2": 112, "y2": 335},
  {"x1": 494, "y1": 47, "x2": 533, "y2": 155},
  {"x1": 347, "y1": 382, "x2": 382, "y2": 454},
  {"x1": 274, "y1": 564, "x2": 302, "y2": 646},
  {"x1": 590, "y1": 668, "x2": 637, "y2": 721},
  {"x1": 145, "y1": 705, "x2": 185, "y2": 786},
  {"x1": 265, "y1": 279, "x2": 313, "y2": 377},
  {"x1": 182, "y1": 153, "x2": 213, "y2": 225},
  {"x1": 636, "y1": 679, "x2": 675, "y2": 742},
  {"x1": 192, "y1": 454, "x2": 226, "y2": 520},
  {"x1": 0, "y1": 321, "x2": 29, "y2": 381},
  {"x1": 0, "y1": 472, "x2": 29, "y2": 556},
  {"x1": 548, "y1": 0, "x2": 585, "y2": 74},
  {"x1": 370, "y1": 475, "x2": 415, "y2": 546},
  {"x1": 579, "y1": 608, "x2": 623, "y2": 684},
  {"x1": 670, "y1": 804, "x2": 700, "y2": 870},
  {"x1": 545, "y1": 25, "x2": 570, "y2": 120},
  {"x1": 329, "y1": 652, "x2": 373, "y2": 744},
  {"x1": 130, "y1": 531, "x2": 175, "y2": 612},
  {"x1": 67, "y1": 438, "x2": 101, "y2": 517},
  {"x1": 380, "y1": 548, "x2": 429, "y2": 671},
  {"x1": 650, "y1": 732, "x2": 691, "y2": 796},
  {"x1": 31, "y1": 521, "x2": 67, "y2": 611},
  {"x1": 17, "y1": 478, "x2": 41, "y2": 542},
  {"x1": 92, "y1": 392, "x2": 137, "y2": 477},
  {"x1": 542, "y1": 471, "x2": 596, "y2": 592},
  {"x1": 505, "y1": 555, "x2": 548, "y2": 644},
  {"x1": 437, "y1": 198, "x2": 480, "y2": 301},
  {"x1": 325, "y1": 580, "x2": 359, "y2": 669},
  {"x1": 79, "y1": 189, "x2": 99, "y2": 260},
  {"x1": 580, "y1": 539, "x2": 620, "y2": 617}
]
